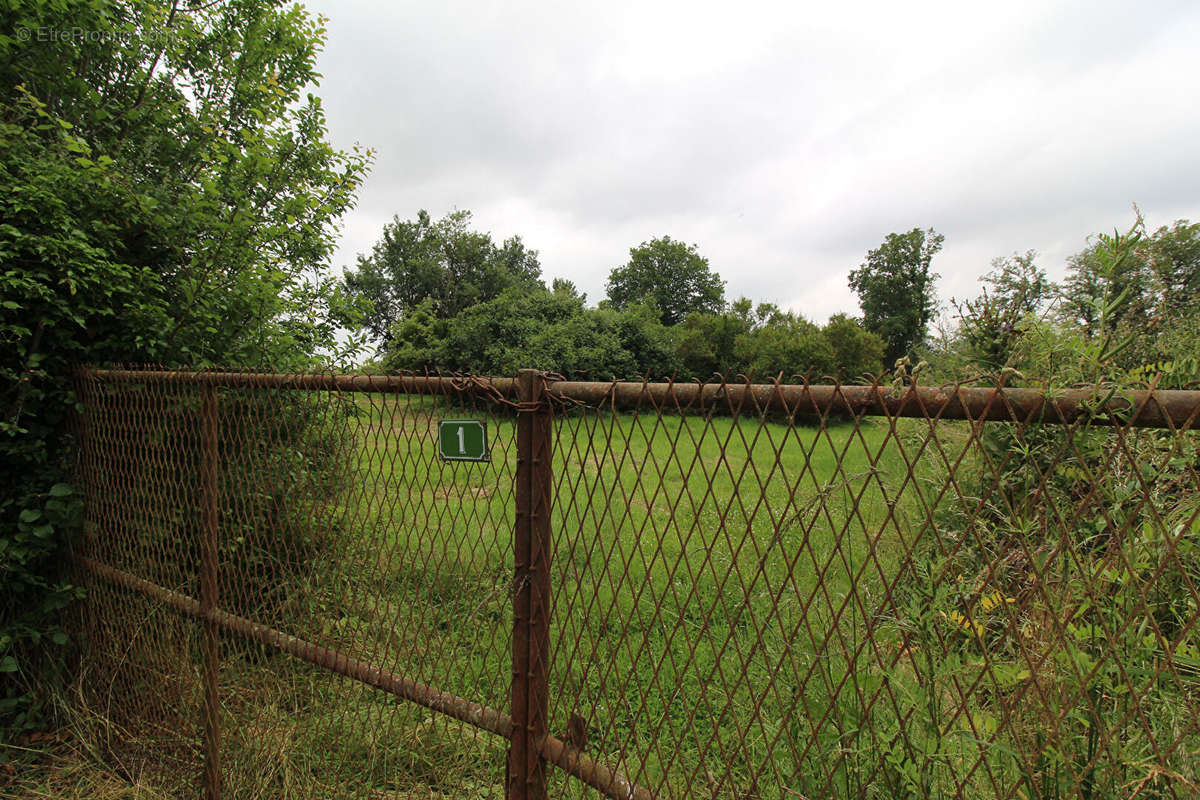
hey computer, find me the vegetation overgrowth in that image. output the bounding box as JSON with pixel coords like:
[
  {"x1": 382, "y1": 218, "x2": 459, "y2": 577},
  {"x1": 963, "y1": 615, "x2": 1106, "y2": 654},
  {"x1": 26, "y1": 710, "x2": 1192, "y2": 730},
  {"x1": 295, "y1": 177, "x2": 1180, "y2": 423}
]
[{"x1": 1, "y1": 0, "x2": 370, "y2": 736}]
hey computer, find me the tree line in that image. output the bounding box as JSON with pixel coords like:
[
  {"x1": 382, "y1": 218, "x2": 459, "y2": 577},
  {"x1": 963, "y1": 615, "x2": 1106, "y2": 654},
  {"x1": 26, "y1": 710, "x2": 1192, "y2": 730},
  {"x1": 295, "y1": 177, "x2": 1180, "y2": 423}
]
[
  {"x1": 342, "y1": 211, "x2": 1200, "y2": 392},
  {"x1": 342, "y1": 211, "x2": 885, "y2": 381}
]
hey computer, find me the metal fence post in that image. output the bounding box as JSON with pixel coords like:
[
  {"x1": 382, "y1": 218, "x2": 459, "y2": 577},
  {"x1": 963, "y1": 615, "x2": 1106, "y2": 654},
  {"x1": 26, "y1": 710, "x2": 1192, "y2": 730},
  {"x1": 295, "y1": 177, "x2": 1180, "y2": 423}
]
[
  {"x1": 509, "y1": 369, "x2": 552, "y2": 800},
  {"x1": 201, "y1": 384, "x2": 221, "y2": 800}
]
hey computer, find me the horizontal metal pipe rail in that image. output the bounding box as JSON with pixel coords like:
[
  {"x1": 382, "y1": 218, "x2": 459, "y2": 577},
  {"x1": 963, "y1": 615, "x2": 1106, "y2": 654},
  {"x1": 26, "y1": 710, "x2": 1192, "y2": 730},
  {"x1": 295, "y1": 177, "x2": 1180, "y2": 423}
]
[
  {"x1": 76, "y1": 556, "x2": 653, "y2": 800},
  {"x1": 85, "y1": 369, "x2": 1200, "y2": 429},
  {"x1": 76, "y1": 367, "x2": 1200, "y2": 798}
]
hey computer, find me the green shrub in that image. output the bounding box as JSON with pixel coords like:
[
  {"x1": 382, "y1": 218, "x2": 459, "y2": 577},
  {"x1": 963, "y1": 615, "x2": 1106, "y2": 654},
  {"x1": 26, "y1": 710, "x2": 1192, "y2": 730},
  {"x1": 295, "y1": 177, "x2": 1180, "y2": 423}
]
[{"x1": 0, "y1": 0, "x2": 369, "y2": 735}]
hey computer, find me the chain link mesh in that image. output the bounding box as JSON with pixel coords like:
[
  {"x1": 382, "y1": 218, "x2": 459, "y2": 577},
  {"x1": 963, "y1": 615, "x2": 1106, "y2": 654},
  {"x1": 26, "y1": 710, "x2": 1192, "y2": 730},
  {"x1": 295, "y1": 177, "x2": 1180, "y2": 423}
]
[{"x1": 73, "y1": 369, "x2": 1200, "y2": 799}]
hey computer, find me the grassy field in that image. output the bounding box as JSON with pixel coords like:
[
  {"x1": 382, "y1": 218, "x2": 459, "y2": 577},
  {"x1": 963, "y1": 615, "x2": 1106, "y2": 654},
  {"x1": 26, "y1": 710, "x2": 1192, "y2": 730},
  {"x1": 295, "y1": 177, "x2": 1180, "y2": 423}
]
[
  {"x1": 287, "y1": 395, "x2": 958, "y2": 799},
  {"x1": 34, "y1": 391, "x2": 1200, "y2": 799}
]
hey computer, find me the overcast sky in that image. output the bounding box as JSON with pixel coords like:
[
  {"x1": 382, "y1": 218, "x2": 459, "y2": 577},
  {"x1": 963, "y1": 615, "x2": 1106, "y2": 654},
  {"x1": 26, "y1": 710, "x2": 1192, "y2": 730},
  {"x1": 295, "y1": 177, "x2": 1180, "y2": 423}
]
[{"x1": 306, "y1": 0, "x2": 1200, "y2": 324}]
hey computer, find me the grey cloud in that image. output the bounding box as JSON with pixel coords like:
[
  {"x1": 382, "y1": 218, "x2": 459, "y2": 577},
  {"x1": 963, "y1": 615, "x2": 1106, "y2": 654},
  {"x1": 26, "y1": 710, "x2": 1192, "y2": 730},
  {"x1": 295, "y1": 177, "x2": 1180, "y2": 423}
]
[{"x1": 311, "y1": 0, "x2": 1200, "y2": 323}]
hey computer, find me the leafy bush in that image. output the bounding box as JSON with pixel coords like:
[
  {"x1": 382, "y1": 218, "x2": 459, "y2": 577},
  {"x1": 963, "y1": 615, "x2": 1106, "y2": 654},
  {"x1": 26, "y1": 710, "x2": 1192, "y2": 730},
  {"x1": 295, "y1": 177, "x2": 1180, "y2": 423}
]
[
  {"x1": 735, "y1": 312, "x2": 835, "y2": 379},
  {"x1": 342, "y1": 209, "x2": 544, "y2": 344},
  {"x1": 905, "y1": 217, "x2": 1200, "y2": 799},
  {"x1": 0, "y1": 0, "x2": 369, "y2": 734},
  {"x1": 385, "y1": 286, "x2": 683, "y2": 380},
  {"x1": 822, "y1": 313, "x2": 887, "y2": 381}
]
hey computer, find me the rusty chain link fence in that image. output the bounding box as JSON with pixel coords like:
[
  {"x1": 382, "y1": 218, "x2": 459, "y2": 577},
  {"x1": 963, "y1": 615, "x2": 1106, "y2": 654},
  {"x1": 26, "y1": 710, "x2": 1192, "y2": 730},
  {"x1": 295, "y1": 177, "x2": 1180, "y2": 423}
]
[{"x1": 71, "y1": 367, "x2": 1200, "y2": 799}]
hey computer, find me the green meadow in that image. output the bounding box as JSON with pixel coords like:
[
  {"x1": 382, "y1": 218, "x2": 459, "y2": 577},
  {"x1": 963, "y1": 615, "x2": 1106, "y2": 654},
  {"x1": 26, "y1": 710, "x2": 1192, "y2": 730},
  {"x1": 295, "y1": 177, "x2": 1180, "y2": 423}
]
[
  {"x1": 224, "y1": 394, "x2": 950, "y2": 800},
  {"x1": 273, "y1": 396, "x2": 1200, "y2": 800}
]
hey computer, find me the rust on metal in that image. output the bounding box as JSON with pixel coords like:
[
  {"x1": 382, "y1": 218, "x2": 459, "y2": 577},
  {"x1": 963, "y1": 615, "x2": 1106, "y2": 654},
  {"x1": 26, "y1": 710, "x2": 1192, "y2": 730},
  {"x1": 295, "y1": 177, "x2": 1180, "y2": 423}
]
[
  {"x1": 87, "y1": 368, "x2": 519, "y2": 399},
  {"x1": 539, "y1": 736, "x2": 656, "y2": 800},
  {"x1": 77, "y1": 556, "x2": 514, "y2": 739},
  {"x1": 79, "y1": 554, "x2": 659, "y2": 800},
  {"x1": 73, "y1": 366, "x2": 1200, "y2": 800},
  {"x1": 509, "y1": 369, "x2": 553, "y2": 800},
  {"x1": 545, "y1": 380, "x2": 1200, "y2": 429},
  {"x1": 86, "y1": 368, "x2": 1200, "y2": 428},
  {"x1": 200, "y1": 384, "x2": 220, "y2": 800}
]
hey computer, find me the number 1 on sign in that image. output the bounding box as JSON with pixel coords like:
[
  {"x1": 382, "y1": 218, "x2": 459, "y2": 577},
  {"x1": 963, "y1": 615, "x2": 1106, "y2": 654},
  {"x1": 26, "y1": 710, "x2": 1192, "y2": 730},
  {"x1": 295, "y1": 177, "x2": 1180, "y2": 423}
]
[{"x1": 438, "y1": 420, "x2": 488, "y2": 461}]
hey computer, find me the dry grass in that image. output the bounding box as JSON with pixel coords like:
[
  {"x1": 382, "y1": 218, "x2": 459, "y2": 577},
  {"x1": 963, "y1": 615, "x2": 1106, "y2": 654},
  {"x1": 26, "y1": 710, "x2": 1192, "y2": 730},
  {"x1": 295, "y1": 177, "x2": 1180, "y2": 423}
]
[
  {"x1": 0, "y1": 736, "x2": 174, "y2": 800},
  {"x1": 0, "y1": 675, "x2": 185, "y2": 800}
]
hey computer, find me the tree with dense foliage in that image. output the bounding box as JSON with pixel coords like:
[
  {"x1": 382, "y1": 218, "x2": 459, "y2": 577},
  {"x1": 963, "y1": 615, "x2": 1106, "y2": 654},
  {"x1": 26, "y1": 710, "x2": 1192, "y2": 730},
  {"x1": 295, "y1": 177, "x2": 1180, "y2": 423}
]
[
  {"x1": 734, "y1": 311, "x2": 835, "y2": 379},
  {"x1": 0, "y1": 0, "x2": 369, "y2": 730},
  {"x1": 341, "y1": 209, "x2": 543, "y2": 345},
  {"x1": 551, "y1": 277, "x2": 585, "y2": 301},
  {"x1": 980, "y1": 251, "x2": 1054, "y2": 316},
  {"x1": 606, "y1": 236, "x2": 725, "y2": 325},
  {"x1": 950, "y1": 252, "x2": 1055, "y2": 373},
  {"x1": 1147, "y1": 220, "x2": 1200, "y2": 316},
  {"x1": 849, "y1": 228, "x2": 944, "y2": 366},
  {"x1": 820, "y1": 314, "x2": 887, "y2": 379},
  {"x1": 932, "y1": 214, "x2": 1200, "y2": 389},
  {"x1": 671, "y1": 300, "x2": 884, "y2": 381},
  {"x1": 673, "y1": 306, "x2": 754, "y2": 379},
  {"x1": 1141, "y1": 221, "x2": 1200, "y2": 386},
  {"x1": 366, "y1": 221, "x2": 884, "y2": 381},
  {"x1": 1059, "y1": 230, "x2": 1154, "y2": 338},
  {"x1": 384, "y1": 285, "x2": 680, "y2": 380}
]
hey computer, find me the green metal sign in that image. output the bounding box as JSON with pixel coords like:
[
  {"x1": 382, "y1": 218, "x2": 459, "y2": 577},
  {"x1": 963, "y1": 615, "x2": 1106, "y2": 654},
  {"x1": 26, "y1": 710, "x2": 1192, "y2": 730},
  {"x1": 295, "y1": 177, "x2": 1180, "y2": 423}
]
[{"x1": 438, "y1": 419, "x2": 489, "y2": 462}]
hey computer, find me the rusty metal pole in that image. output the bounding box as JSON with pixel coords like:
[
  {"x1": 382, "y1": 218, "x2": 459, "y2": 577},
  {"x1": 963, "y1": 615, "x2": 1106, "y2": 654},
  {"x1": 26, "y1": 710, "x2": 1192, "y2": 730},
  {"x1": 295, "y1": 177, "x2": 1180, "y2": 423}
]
[
  {"x1": 509, "y1": 370, "x2": 552, "y2": 800},
  {"x1": 201, "y1": 385, "x2": 221, "y2": 800}
]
